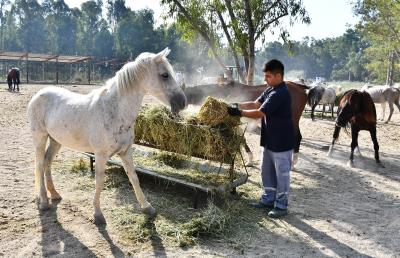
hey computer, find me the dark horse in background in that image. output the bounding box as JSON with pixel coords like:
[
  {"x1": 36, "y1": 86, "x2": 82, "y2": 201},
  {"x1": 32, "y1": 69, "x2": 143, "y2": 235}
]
[
  {"x1": 327, "y1": 89, "x2": 383, "y2": 167},
  {"x1": 7, "y1": 68, "x2": 20, "y2": 92},
  {"x1": 184, "y1": 81, "x2": 309, "y2": 167}
]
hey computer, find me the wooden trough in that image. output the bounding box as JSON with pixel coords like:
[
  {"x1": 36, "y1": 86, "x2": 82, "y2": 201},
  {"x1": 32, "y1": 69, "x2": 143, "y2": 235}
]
[{"x1": 82, "y1": 131, "x2": 249, "y2": 208}]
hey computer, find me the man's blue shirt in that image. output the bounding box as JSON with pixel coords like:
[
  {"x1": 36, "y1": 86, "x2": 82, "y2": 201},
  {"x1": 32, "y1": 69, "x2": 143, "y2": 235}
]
[{"x1": 257, "y1": 82, "x2": 294, "y2": 152}]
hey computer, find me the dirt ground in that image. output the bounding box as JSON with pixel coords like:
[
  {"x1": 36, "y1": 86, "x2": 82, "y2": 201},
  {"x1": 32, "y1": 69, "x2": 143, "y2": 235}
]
[{"x1": 0, "y1": 84, "x2": 399, "y2": 257}]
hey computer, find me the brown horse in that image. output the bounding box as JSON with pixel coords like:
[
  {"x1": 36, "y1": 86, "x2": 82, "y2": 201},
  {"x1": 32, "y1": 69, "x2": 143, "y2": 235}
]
[
  {"x1": 184, "y1": 81, "x2": 309, "y2": 166},
  {"x1": 327, "y1": 89, "x2": 382, "y2": 167},
  {"x1": 7, "y1": 68, "x2": 20, "y2": 92}
]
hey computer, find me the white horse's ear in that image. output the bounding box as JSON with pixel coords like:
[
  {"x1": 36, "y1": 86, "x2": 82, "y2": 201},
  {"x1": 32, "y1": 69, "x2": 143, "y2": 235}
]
[{"x1": 154, "y1": 48, "x2": 170, "y2": 63}]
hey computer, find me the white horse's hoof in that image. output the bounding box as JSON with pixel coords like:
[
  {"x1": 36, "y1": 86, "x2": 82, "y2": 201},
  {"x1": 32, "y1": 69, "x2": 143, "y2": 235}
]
[
  {"x1": 49, "y1": 191, "x2": 62, "y2": 200},
  {"x1": 93, "y1": 213, "x2": 107, "y2": 225},
  {"x1": 141, "y1": 206, "x2": 157, "y2": 217},
  {"x1": 245, "y1": 161, "x2": 253, "y2": 167},
  {"x1": 347, "y1": 161, "x2": 355, "y2": 167}
]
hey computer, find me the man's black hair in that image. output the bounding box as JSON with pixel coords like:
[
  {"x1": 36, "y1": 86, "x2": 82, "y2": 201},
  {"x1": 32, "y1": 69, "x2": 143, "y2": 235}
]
[{"x1": 263, "y1": 59, "x2": 284, "y2": 75}]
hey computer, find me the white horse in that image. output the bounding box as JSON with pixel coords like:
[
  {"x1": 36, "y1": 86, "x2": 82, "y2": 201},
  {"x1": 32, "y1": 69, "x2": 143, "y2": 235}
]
[
  {"x1": 307, "y1": 83, "x2": 337, "y2": 120},
  {"x1": 27, "y1": 48, "x2": 187, "y2": 224},
  {"x1": 360, "y1": 84, "x2": 400, "y2": 123}
]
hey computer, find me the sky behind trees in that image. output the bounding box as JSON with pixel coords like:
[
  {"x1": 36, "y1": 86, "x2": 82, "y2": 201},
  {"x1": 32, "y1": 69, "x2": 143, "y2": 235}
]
[{"x1": 64, "y1": 0, "x2": 359, "y2": 41}]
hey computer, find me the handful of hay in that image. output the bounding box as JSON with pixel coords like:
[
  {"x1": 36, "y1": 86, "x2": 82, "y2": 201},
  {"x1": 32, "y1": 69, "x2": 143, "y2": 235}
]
[
  {"x1": 134, "y1": 97, "x2": 243, "y2": 163},
  {"x1": 197, "y1": 97, "x2": 241, "y2": 127}
]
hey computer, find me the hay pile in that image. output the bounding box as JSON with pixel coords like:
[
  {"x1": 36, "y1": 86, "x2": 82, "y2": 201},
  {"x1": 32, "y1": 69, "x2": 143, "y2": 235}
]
[
  {"x1": 197, "y1": 97, "x2": 241, "y2": 127},
  {"x1": 134, "y1": 97, "x2": 243, "y2": 163}
]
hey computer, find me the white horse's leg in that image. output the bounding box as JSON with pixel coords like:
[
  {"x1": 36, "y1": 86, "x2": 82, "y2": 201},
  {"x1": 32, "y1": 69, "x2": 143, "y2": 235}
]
[
  {"x1": 93, "y1": 153, "x2": 107, "y2": 225},
  {"x1": 44, "y1": 137, "x2": 62, "y2": 200},
  {"x1": 33, "y1": 132, "x2": 49, "y2": 210},
  {"x1": 381, "y1": 103, "x2": 386, "y2": 121},
  {"x1": 385, "y1": 101, "x2": 394, "y2": 123},
  {"x1": 245, "y1": 152, "x2": 254, "y2": 166},
  {"x1": 292, "y1": 152, "x2": 299, "y2": 165},
  {"x1": 118, "y1": 149, "x2": 155, "y2": 216},
  {"x1": 356, "y1": 146, "x2": 363, "y2": 157},
  {"x1": 243, "y1": 142, "x2": 253, "y2": 166}
]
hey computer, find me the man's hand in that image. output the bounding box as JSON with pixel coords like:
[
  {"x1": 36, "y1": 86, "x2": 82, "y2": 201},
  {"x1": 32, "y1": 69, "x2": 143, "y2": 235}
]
[
  {"x1": 227, "y1": 105, "x2": 242, "y2": 116},
  {"x1": 229, "y1": 103, "x2": 238, "y2": 109}
]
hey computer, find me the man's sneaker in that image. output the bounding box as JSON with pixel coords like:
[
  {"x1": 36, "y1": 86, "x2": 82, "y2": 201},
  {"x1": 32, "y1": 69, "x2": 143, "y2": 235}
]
[
  {"x1": 250, "y1": 202, "x2": 274, "y2": 210},
  {"x1": 268, "y1": 207, "x2": 288, "y2": 218}
]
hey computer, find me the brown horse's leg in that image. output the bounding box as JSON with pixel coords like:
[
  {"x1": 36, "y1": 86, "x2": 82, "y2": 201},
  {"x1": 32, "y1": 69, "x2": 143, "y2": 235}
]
[
  {"x1": 348, "y1": 126, "x2": 359, "y2": 167},
  {"x1": 369, "y1": 126, "x2": 383, "y2": 167},
  {"x1": 292, "y1": 128, "x2": 302, "y2": 167},
  {"x1": 327, "y1": 125, "x2": 341, "y2": 156},
  {"x1": 243, "y1": 141, "x2": 253, "y2": 166}
]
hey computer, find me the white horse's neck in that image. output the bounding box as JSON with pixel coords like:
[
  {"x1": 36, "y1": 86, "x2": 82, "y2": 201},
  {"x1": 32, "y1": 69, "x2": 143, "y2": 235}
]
[{"x1": 100, "y1": 78, "x2": 146, "y2": 127}]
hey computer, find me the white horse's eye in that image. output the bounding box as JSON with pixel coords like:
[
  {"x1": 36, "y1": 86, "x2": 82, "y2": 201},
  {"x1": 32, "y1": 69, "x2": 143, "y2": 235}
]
[{"x1": 161, "y1": 73, "x2": 169, "y2": 80}]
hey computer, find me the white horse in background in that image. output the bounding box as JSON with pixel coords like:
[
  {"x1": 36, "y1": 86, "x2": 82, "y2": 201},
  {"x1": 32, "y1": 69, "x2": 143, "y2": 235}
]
[
  {"x1": 27, "y1": 48, "x2": 187, "y2": 224},
  {"x1": 360, "y1": 84, "x2": 400, "y2": 123},
  {"x1": 307, "y1": 83, "x2": 338, "y2": 120}
]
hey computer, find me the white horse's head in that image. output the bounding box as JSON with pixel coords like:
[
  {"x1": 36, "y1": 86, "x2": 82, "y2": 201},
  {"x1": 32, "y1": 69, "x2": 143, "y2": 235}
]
[
  {"x1": 116, "y1": 48, "x2": 187, "y2": 114},
  {"x1": 141, "y1": 48, "x2": 187, "y2": 113}
]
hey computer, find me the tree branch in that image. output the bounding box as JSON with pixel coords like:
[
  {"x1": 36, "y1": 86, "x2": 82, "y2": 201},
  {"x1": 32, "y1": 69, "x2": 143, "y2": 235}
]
[
  {"x1": 215, "y1": 7, "x2": 246, "y2": 83},
  {"x1": 255, "y1": 11, "x2": 288, "y2": 41},
  {"x1": 170, "y1": 0, "x2": 226, "y2": 69}
]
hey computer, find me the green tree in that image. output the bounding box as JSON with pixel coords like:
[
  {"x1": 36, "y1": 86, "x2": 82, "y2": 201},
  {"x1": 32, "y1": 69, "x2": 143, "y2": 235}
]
[
  {"x1": 106, "y1": 0, "x2": 130, "y2": 30},
  {"x1": 14, "y1": 0, "x2": 47, "y2": 52},
  {"x1": 114, "y1": 9, "x2": 156, "y2": 59},
  {"x1": 2, "y1": 7, "x2": 19, "y2": 51},
  {"x1": 354, "y1": 0, "x2": 400, "y2": 85},
  {"x1": 42, "y1": 0, "x2": 77, "y2": 54},
  {"x1": 75, "y1": 0, "x2": 103, "y2": 55},
  {"x1": 94, "y1": 19, "x2": 114, "y2": 58},
  {"x1": 161, "y1": 0, "x2": 310, "y2": 84},
  {"x1": 0, "y1": 0, "x2": 10, "y2": 49}
]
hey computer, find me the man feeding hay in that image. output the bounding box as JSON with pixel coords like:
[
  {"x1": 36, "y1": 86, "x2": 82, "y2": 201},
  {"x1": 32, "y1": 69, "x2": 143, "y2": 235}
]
[{"x1": 227, "y1": 59, "x2": 293, "y2": 219}]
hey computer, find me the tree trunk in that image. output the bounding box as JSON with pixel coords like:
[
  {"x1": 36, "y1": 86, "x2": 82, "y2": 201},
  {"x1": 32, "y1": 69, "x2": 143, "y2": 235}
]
[
  {"x1": 215, "y1": 9, "x2": 246, "y2": 83},
  {"x1": 244, "y1": 0, "x2": 255, "y2": 85},
  {"x1": 386, "y1": 51, "x2": 395, "y2": 86},
  {"x1": 247, "y1": 47, "x2": 255, "y2": 85}
]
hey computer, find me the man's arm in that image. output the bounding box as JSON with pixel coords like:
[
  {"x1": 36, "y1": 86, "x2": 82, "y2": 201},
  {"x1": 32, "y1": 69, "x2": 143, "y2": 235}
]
[
  {"x1": 227, "y1": 100, "x2": 264, "y2": 118},
  {"x1": 238, "y1": 100, "x2": 262, "y2": 110},
  {"x1": 241, "y1": 109, "x2": 265, "y2": 119}
]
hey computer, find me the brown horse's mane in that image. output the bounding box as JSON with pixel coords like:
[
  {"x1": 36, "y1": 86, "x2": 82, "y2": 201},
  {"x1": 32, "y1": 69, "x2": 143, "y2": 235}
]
[{"x1": 340, "y1": 89, "x2": 377, "y2": 125}]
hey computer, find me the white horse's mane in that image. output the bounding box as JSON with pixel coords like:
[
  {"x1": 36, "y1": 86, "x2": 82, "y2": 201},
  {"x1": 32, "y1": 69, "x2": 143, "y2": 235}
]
[{"x1": 100, "y1": 51, "x2": 173, "y2": 96}]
